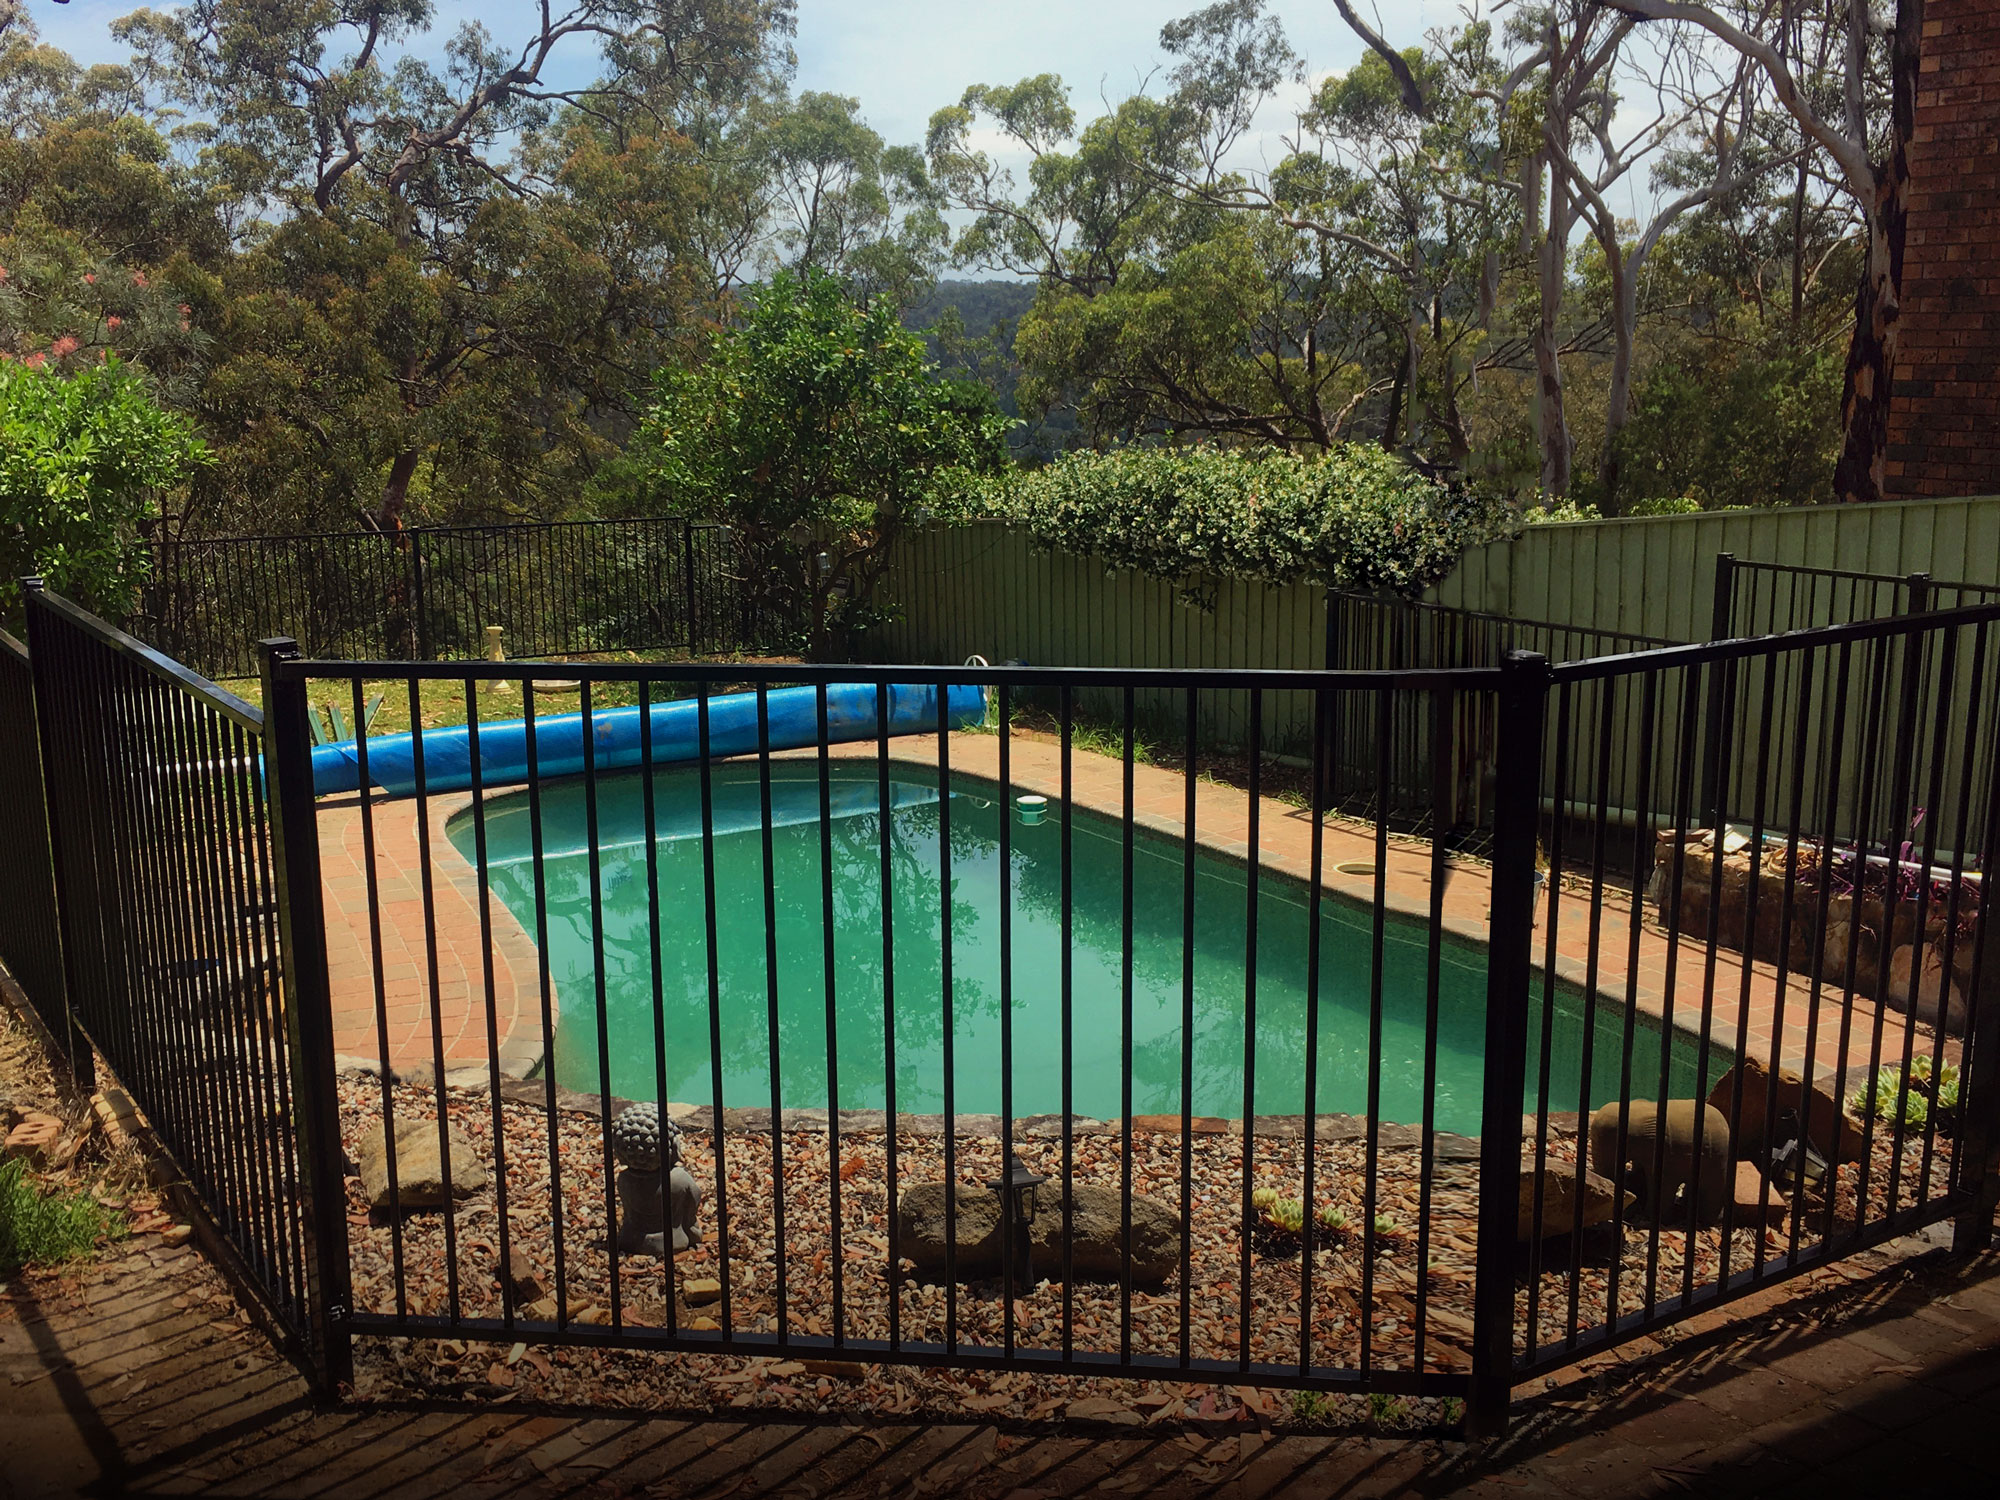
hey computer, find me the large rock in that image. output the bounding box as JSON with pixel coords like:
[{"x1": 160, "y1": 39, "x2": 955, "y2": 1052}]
[
  {"x1": 1706, "y1": 1057, "x2": 1864, "y2": 1167},
  {"x1": 1516, "y1": 1158, "x2": 1631, "y2": 1240},
  {"x1": 894, "y1": 1181, "x2": 1182, "y2": 1285},
  {"x1": 1885, "y1": 943, "x2": 1968, "y2": 1034},
  {"x1": 355, "y1": 1118, "x2": 487, "y2": 1210}
]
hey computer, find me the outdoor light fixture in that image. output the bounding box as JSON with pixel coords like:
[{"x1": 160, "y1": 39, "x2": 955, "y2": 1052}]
[
  {"x1": 987, "y1": 1151, "x2": 1048, "y2": 1290},
  {"x1": 1015, "y1": 793, "x2": 1049, "y2": 826}
]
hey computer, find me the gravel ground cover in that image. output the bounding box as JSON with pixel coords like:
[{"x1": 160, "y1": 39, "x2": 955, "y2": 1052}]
[{"x1": 336, "y1": 1075, "x2": 1956, "y2": 1424}]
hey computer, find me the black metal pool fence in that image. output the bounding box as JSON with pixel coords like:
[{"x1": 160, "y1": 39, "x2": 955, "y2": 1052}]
[
  {"x1": 132, "y1": 518, "x2": 770, "y2": 679},
  {"x1": 2, "y1": 580, "x2": 1999, "y2": 1434}
]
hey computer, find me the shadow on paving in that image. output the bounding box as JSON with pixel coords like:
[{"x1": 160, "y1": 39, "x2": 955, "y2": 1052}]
[{"x1": 3, "y1": 1235, "x2": 1999, "y2": 1498}]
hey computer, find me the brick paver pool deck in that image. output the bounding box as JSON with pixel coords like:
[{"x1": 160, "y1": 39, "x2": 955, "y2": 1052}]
[{"x1": 315, "y1": 730, "x2": 1943, "y2": 1094}]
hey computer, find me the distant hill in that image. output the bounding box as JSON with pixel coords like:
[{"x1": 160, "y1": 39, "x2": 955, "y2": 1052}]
[
  {"x1": 904, "y1": 279, "x2": 1038, "y2": 341},
  {"x1": 904, "y1": 279, "x2": 1075, "y2": 463}
]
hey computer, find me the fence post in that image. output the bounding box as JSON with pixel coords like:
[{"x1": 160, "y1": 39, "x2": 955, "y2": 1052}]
[
  {"x1": 684, "y1": 520, "x2": 699, "y2": 654},
  {"x1": 1708, "y1": 553, "x2": 1736, "y2": 642},
  {"x1": 1467, "y1": 648, "x2": 1550, "y2": 1437},
  {"x1": 1954, "y1": 672, "x2": 2000, "y2": 1250},
  {"x1": 19, "y1": 578, "x2": 95, "y2": 1093},
  {"x1": 1317, "y1": 591, "x2": 1343, "y2": 813},
  {"x1": 1697, "y1": 556, "x2": 1740, "y2": 828},
  {"x1": 258, "y1": 637, "x2": 355, "y2": 1396},
  {"x1": 1905, "y1": 571, "x2": 1933, "y2": 615},
  {"x1": 409, "y1": 530, "x2": 430, "y2": 661}
]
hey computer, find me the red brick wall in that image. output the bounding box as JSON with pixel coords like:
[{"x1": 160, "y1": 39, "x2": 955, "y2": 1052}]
[{"x1": 1884, "y1": 0, "x2": 2000, "y2": 498}]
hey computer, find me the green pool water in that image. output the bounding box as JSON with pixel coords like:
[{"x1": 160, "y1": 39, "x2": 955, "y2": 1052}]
[{"x1": 447, "y1": 762, "x2": 1725, "y2": 1137}]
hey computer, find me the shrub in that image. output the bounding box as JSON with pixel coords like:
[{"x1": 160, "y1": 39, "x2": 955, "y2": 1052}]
[
  {"x1": 0, "y1": 355, "x2": 207, "y2": 622},
  {"x1": 961, "y1": 444, "x2": 1511, "y2": 598},
  {"x1": 644, "y1": 268, "x2": 1010, "y2": 658}
]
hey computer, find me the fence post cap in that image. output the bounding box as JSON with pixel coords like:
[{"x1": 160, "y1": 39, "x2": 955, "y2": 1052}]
[
  {"x1": 20, "y1": 575, "x2": 45, "y2": 592},
  {"x1": 256, "y1": 636, "x2": 301, "y2": 661}
]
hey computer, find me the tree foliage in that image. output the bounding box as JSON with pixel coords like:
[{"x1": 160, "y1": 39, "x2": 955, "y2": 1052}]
[{"x1": 644, "y1": 268, "x2": 1010, "y2": 655}]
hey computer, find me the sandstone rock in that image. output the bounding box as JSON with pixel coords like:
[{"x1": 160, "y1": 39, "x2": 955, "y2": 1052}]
[
  {"x1": 894, "y1": 1181, "x2": 1182, "y2": 1284},
  {"x1": 1516, "y1": 1158, "x2": 1631, "y2": 1240},
  {"x1": 1885, "y1": 943, "x2": 1968, "y2": 1034},
  {"x1": 683, "y1": 1277, "x2": 723, "y2": 1305},
  {"x1": 802, "y1": 1359, "x2": 868, "y2": 1379},
  {"x1": 522, "y1": 1297, "x2": 558, "y2": 1321},
  {"x1": 355, "y1": 1118, "x2": 487, "y2": 1210},
  {"x1": 501, "y1": 1247, "x2": 543, "y2": 1303},
  {"x1": 1821, "y1": 912, "x2": 1882, "y2": 998},
  {"x1": 1733, "y1": 1161, "x2": 1793, "y2": 1228},
  {"x1": 1706, "y1": 1057, "x2": 1865, "y2": 1167}
]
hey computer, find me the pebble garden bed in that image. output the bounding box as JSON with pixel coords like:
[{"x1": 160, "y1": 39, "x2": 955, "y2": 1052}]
[{"x1": 335, "y1": 1075, "x2": 1956, "y2": 1423}]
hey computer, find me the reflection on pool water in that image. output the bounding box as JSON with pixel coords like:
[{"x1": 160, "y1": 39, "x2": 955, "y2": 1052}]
[{"x1": 448, "y1": 761, "x2": 1726, "y2": 1137}]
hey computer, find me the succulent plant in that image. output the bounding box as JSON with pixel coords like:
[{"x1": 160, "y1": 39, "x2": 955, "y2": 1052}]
[
  {"x1": 1270, "y1": 1198, "x2": 1307, "y2": 1234},
  {"x1": 1935, "y1": 1070, "x2": 1962, "y2": 1114},
  {"x1": 1316, "y1": 1203, "x2": 1351, "y2": 1235},
  {"x1": 1250, "y1": 1185, "x2": 1280, "y2": 1214},
  {"x1": 1372, "y1": 1212, "x2": 1401, "y2": 1239}
]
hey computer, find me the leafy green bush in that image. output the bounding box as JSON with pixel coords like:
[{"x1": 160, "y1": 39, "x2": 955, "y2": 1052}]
[
  {"x1": 644, "y1": 268, "x2": 1010, "y2": 657},
  {"x1": 1, "y1": 355, "x2": 207, "y2": 621},
  {"x1": 0, "y1": 1157, "x2": 118, "y2": 1274},
  {"x1": 959, "y1": 445, "x2": 1510, "y2": 598}
]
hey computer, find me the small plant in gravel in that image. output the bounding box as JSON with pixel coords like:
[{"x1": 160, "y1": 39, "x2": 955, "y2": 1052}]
[
  {"x1": 0, "y1": 1158, "x2": 120, "y2": 1274},
  {"x1": 1372, "y1": 1212, "x2": 1404, "y2": 1244},
  {"x1": 1849, "y1": 1066, "x2": 1930, "y2": 1129},
  {"x1": 1291, "y1": 1389, "x2": 1330, "y2": 1424},
  {"x1": 1250, "y1": 1185, "x2": 1280, "y2": 1215},
  {"x1": 1267, "y1": 1198, "x2": 1306, "y2": 1234},
  {"x1": 1368, "y1": 1391, "x2": 1407, "y2": 1427},
  {"x1": 1315, "y1": 1203, "x2": 1351, "y2": 1237}
]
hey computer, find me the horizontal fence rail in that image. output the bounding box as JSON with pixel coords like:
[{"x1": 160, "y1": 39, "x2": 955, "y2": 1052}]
[
  {"x1": 21, "y1": 585, "x2": 317, "y2": 1350},
  {"x1": 135, "y1": 519, "x2": 764, "y2": 679},
  {"x1": 1720, "y1": 552, "x2": 2000, "y2": 640}
]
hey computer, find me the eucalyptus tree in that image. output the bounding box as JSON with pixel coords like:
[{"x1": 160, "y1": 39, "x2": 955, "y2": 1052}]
[
  {"x1": 1605, "y1": 0, "x2": 1926, "y2": 503},
  {"x1": 755, "y1": 89, "x2": 946, "y2": 309},
  {"x1": 1506, "y1": 7, "x2": 1771, "y2": 507},
  {"x1": 115, "y1": 0, "x2": 797, "y2": 529}
]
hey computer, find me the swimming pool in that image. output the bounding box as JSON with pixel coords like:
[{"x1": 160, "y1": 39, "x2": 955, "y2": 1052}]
[{"x1": 447, "y1": 761, "x2": 1725, "y2": 1137}]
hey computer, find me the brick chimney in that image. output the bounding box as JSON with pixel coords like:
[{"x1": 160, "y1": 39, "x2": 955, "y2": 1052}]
[{"x1": 1884, "y1": 0, "x2": 2000, "y2": 498}]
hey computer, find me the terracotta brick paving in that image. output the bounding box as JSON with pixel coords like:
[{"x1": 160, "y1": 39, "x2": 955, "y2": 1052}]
[
  {"x1": 315, "y1": 726, "x2": 1948, "y2": 1094},
  {"x1": 317, "y1": 791, "x2": 542, "y2": 1079}
]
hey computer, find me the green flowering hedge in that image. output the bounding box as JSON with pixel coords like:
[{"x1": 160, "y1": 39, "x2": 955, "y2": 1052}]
[{"x1": 951, "y1": 445, "x2": 1511, "y2": 597}]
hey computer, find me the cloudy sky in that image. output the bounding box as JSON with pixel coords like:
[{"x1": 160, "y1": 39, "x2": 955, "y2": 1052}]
[{"x1": 28, "y1": 0, "x2": 1449, "y2": 172}]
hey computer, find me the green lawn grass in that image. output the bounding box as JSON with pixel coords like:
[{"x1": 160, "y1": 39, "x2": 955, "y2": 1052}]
[{"x1": 0, "y1": 1157, "x2": 122, "y2": 1275}]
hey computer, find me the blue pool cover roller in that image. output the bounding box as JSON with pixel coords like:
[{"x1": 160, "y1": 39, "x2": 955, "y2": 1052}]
[{"x1": 309, "y1": 682, "x2": 988, "y2": 799}]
